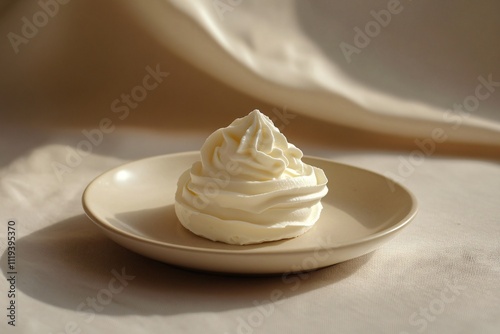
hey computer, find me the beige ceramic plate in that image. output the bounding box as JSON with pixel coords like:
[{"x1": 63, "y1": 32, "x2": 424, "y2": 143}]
[{"x1": 82, "y1": 151, "x2": 417, "y2": 275}]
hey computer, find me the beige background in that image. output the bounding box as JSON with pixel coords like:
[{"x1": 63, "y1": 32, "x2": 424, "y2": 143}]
[
  {"x1": 1, "y1": 0, "x2": 499, "y2": 158},
  {"x1": 1, "y1": 1, "x2": 499, "y2": 334}
]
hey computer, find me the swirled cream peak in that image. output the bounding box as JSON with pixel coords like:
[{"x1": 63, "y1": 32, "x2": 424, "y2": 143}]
[{"x1": 175, "y1": 110, "x2": 328, "y2": 245}]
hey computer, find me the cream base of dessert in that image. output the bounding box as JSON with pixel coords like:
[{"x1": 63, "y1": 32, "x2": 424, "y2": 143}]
[{"x1": 175, "y1": 169, "x2": 326, "y2": 245}]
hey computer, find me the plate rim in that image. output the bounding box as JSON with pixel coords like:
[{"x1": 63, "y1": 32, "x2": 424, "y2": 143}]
[{"x1": 82, "y1": 151, "x2": 418, "y2": 255}]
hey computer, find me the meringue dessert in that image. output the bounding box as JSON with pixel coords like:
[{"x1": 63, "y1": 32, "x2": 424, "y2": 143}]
[{"x1": 174, "y1": 110, "x2": 328, "y2": 245}]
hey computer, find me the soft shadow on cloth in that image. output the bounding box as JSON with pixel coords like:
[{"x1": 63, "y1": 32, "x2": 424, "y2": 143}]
[{"x1": 0, "y1": 214, "x2": 372, "y2": 316}]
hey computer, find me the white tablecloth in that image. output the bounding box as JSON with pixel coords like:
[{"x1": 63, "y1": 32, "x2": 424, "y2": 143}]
[{"x1": 1, "y1": 1, "x2": 499, "y2": 333}]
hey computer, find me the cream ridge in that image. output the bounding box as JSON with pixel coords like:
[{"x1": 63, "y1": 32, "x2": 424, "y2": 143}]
[{"x1": 175, "y1": 110, "x2": 328, "y2": 245}]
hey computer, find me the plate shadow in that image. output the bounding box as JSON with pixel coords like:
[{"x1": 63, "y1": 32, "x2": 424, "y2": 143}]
[{"x1": 1, "y1": 214, "x2": 373, "y2": 317}]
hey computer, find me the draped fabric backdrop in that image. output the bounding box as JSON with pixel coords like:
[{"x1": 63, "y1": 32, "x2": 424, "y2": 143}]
[{"x1": 0, "y1": 1, "x2": 499, "y2": 333}]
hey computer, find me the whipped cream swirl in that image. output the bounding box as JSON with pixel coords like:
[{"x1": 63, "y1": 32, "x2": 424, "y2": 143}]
[{"x1": 175, "y1": 110, "x2": 328, "y2": 245}]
